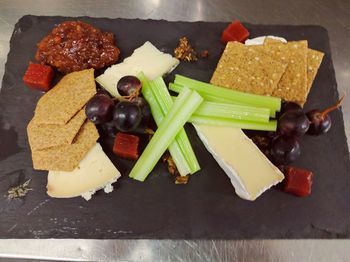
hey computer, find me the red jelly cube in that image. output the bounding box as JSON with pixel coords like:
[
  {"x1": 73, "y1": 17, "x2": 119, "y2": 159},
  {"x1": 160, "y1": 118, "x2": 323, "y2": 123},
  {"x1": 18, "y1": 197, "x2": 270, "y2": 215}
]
[
  {"x1": 221, "y1": 20, "x2": 250, "y2": 43},
  {"x1": 283, "y1": 167, "x2": 314, "y2": 197},
  {"x1": 113, "y1": 132, "x2": 140, "y2": 160},
  {"x1": 23, "y1": 63, "x2": 54, "y2": 92}
]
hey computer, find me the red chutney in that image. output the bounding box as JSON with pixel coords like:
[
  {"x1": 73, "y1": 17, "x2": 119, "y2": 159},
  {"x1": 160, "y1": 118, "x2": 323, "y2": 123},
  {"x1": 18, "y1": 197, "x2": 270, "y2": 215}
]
[
  {"x1": 23, "y1": 63, "x2": 54, "y2": 92},
  {"x1": 35, "y1": 21, "x2": 120, "y2": 73}
]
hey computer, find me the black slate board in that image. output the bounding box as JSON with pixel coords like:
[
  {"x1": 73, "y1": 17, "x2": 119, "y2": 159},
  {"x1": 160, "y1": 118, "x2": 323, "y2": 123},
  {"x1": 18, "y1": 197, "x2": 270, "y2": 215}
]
[{"x1": 0, "y1": 15, "x2": 349, "y2": 239}]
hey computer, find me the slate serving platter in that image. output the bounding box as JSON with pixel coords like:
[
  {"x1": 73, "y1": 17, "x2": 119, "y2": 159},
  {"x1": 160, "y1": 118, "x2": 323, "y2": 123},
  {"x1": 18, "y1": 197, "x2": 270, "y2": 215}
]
[{"x1": 0, "y1": 15, "x2": 349, "y2": 239}]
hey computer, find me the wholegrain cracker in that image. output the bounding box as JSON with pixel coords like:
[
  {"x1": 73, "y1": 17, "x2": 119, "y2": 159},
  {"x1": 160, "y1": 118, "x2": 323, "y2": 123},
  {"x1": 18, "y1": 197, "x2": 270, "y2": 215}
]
[
  {"x1": 27, "y1": 108, "x2": 86, "y2": 151},
  {"x1": 264, "y1": 39, "x2": 309, "y2": 105},
  {"x1": 32, "y1": 120, "x2": 99, "y2": 171},
  {"x1": 264, "y1": 38, "x2": 324, "y2": 106},
  {"x1": 34, "y1": 69, "x2": 96, "y2": 125},
  {"x1": 210, "y1": 41, "x2": 287, "y2": 96},
  {"x1": 306, "y1": 48, "x2": 324, "y2": 92}
]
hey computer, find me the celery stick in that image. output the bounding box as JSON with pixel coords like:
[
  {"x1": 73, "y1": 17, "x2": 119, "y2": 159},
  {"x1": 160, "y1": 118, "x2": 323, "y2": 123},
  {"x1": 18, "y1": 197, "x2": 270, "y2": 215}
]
[
  {"x1": 189, "y1": 116, "x2": 277, "y2": 131},
  {"x1": 169, "y1": 82, "x2": 276, "y2": 118},
  {"x1": 139, "y1": 74, "x2": 192, "y2": 176},
  {"x1": 129, "y1": 89, "x2": 203, "y2": 181},
  {"x1": 149, "y1": 77, "x2": 200, "y2": 174},
  {"x1": 194, "y1": 101, "x2": 270, "y2": 123},
  {"x1": 174, "y1": 74, "x2": 281, "y2": 112}
]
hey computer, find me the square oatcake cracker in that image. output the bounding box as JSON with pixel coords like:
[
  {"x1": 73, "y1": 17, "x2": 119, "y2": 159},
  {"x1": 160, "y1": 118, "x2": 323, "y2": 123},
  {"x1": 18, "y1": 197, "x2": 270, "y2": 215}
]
[
  {"x1": 210, "y1": 41, "x2": 287, "y2": 96},
  {"x1": 31, "y1": 120, "x2": 99, "y2": 172},
  {"x1": 27, "y1": 108, "x2": 87, "y2": 151},
  {"x1": 264, "y1": 38, "x2": 309, "y2": 105},
  {"x1": 34, "y1": 69, "x2": 96, "y2": 125}
]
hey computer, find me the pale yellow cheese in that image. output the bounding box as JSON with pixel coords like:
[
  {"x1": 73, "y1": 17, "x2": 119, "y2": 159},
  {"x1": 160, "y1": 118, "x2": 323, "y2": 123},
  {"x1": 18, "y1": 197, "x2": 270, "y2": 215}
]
[
  {"x1": 194, "y1": 125, "x2": 284, "y2": 201},
  {"x1": 96, "y1": 41, "x2": 179, "y2": 97},
  {"x1": 47, "y1": 143, "x2": 121, "y2": 200}
]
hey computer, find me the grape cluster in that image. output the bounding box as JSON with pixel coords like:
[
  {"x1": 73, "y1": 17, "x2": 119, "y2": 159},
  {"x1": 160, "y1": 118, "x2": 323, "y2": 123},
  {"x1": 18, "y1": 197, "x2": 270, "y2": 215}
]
[
  {"x1": 85, "y1": 76, "x2": 151, "y2": 136},
  {"x1": 253, "y1": 99, "x2": 341, "y2": 169},
  {"x1": 268, "y1": 100, "x2": 341, "y2": 167}
]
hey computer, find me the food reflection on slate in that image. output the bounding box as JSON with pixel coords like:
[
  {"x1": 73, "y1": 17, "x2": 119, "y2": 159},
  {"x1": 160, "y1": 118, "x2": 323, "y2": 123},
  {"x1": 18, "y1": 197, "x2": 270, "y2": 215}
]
[{"x1": 21, "y1": 18, "x2": 344, "y2": 202}]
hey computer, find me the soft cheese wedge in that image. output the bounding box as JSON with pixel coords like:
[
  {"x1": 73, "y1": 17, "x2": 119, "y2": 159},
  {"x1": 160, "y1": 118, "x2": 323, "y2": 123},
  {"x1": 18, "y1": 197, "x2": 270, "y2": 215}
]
[
  {"x1": 47, "y1": 143, "x2": 121, "y2": 200},
  {"x1": 194, "y1": 124, "x2": 284, "y2": 200},
  {"x1": 96, "y1": 41, "x2": 179, "y2": 97}
]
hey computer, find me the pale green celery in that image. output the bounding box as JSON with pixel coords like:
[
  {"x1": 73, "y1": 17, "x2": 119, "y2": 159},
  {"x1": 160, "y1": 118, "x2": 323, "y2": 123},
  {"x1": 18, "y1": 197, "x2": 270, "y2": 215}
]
[
  {"x1": 139, "y1": 73, "x2": 191, "y2": 176},
  {"x1": 149, "y1": 77, "x2": 200, "y2": 174},
  {"x1": 129, "y1": 88, "x2": 203, "y2": 182},
  {"x1": 174, "y1": 74, "x2": 281, "y2": 113},
  {"x1": 169, "y1": 82, "x2": 276, "y2": 118},
  {"x1": 194, "y1": 101, "x2": 270, "y2": 123},
  {"x1": 189, "y1": 116, "x2": 277, "y2": 131}
]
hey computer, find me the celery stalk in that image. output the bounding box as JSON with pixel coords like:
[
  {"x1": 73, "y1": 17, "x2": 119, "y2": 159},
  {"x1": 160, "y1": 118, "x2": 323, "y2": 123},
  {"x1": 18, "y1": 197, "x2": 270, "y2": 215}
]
[
  {"x1": 129, "y1": 88, "x2": 203, "y2": 181},
  {"x1": 169, "y1": 82, "x2": 276, "y2": 118},
  {"x1": 149, "y1": 77, "x2": 200, "y2": 174},
  {"x1": 194, "y1": 101, "x2": 270, "y2": 123},
  {"x1": 189, "y1": 116, "x2": 277, "y2": 131},
  {"x1": 174, "y1": 74, "x2": 281, "y2": 113},
  {"x1": 140, "y1": 75, "x2": 192, "y2": 176}
]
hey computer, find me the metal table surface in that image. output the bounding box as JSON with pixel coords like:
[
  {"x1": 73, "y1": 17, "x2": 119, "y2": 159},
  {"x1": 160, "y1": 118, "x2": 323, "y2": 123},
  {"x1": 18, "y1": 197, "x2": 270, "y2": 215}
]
[{"x1": 0, "y1": 0, "x2": 350, "y2": 261}]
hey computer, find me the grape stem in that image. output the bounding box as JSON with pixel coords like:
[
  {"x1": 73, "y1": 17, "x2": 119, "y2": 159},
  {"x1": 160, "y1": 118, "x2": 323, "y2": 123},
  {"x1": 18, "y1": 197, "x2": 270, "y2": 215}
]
[
  {"x1": 320, "y1": 94, "x2": 345, "y2": 119},
  {"x1": 127, "y1": 86, "x2": 142, "y2": 101}
]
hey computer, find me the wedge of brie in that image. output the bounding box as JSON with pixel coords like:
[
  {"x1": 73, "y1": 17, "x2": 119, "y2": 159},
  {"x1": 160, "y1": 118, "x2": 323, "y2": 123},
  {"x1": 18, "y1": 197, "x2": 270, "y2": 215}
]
[
  {"x1": 47, "y1": 143, "x2": 121, "y2": 200},
  {"x1": 96, "y1": 41, "x2": 179, "y2": 97},
  {"x1": 194, "y1": 124, "x2": 284, "y2": 201}
]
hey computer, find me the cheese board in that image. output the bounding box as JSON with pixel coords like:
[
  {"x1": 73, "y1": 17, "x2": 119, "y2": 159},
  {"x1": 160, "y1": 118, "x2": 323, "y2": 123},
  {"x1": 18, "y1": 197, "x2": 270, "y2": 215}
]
[{"x1": 0, "y1": 15, "x2": 349, "y2": 239}]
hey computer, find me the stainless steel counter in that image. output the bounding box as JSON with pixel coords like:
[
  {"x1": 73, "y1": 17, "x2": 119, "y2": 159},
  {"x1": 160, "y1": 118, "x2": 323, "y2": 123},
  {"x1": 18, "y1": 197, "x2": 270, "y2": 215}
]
[{"x1": 0, "y1": 0, "x2": 350, "y2": 261}]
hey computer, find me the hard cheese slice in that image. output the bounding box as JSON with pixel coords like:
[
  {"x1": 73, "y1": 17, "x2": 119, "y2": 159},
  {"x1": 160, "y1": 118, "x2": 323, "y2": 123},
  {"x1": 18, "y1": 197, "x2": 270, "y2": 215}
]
[
  {"x1": 47, "y1": 143, "x2": 121, "y2": 200},
  {"x1": 96, "y1": 41, "x2": 179, "y2": 97},
  {"x1": 194, "y1": 124, "x2": 284, "y2": 200}
]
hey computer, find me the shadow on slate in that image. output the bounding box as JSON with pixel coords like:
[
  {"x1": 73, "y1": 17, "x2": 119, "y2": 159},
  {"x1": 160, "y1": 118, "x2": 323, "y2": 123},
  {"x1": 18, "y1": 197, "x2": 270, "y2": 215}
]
[{"x1": 0, "y1": 15, "x2": 349, "y2": 239}]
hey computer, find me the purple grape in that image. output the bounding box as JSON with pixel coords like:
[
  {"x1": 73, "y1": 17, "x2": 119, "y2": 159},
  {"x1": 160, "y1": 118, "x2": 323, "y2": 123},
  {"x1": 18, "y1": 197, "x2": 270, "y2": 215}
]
[
  {"x1": 113, "y1": 101, "x2": 142, "y2": 132},
  {"x1": 117, "y1": 76, "x2": 141, "y2": 96},
  {"x1": 85, "y1": 94, "x2": 114, "y2": 124},
  {"x1": 306, "y1": 96, "x2": 344, "y2": 136},
  {"x1": 278, "y1": 111, "x2": 310, "y2": 137},
  {"x1": 131, "y1": 96, "x2": 151, "y2": 124},
  {"x1": 281, "y1": 102, "x2": 302, "y2": 113},
  {"x1": 270, "y1": 136, "x2": 301, "y2": 165}
]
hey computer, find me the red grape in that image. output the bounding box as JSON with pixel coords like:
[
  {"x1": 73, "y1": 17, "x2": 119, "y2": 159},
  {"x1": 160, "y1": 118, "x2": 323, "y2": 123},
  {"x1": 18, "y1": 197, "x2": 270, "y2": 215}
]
[
  {"x1": 270, "y1": 136, "x2": 301, "y2": 165},
  {"x1": 117, "y1": 76, "x2": 141, "y2": 96},
  {"x1": 278, "y1": 111, "x2": 309, "y2": 137},
  {"x1": 306, "y1": 96, "x2": 344, "y2": 136},
  {"x1": 85, "y1": 94, "x2": 114, "y2": 124},
  {"x1": 113, "y1": 101, "x2": 142, "y2": 132}
]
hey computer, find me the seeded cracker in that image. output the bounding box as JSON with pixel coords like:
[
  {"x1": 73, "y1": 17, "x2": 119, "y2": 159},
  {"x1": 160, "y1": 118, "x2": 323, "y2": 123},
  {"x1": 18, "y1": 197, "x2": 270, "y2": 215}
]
[
  {"x1": 210, "y1": 42, "x2": 287, "y2": 96},
  {"x1": 32, "y1": 120, "x2": 99, "y2": 171},
  {"x1": 306, "y1": 49, "x2": 324, "y2": 96},
  {"x1": 27, "y1": 108, "x2": 87, "y2": 150},
  {"x1": 263, "y1": 39, "x2": 308, "y2": 105},
  {"x1": 34, "y1": 69, "x2": 96, "y2": 125}
]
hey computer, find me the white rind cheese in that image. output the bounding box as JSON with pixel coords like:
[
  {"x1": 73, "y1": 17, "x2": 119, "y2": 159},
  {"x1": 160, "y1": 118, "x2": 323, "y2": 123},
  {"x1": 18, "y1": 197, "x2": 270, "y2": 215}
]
[
  {"x1": 245, "y1": 36, "x2": 287, "y2": 45},
  {"x1": 194, "y1": 124, "x2": 284, "y2": 201},
  {"x1": 47, "y1": 143, "x2": 121, "y2": 200},
  {"x1": 96, "y1": 41, "x2": 179, "y2": 97}
]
